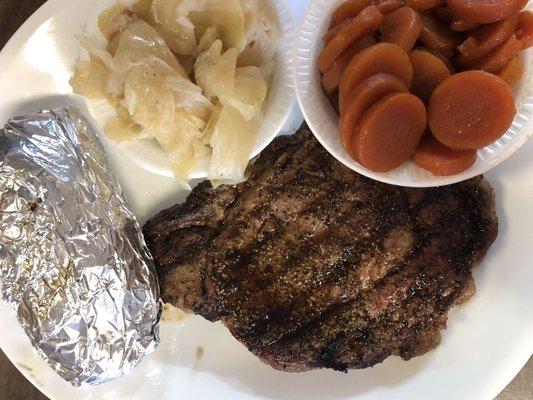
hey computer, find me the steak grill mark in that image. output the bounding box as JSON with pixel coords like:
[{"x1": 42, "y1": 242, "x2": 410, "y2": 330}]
[{"x1": 144, "y1": 125, "x2": 498, "y2": 372}]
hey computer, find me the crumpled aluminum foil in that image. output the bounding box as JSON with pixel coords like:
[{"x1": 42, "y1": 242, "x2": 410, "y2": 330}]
[{"x1": 0, "y1": 108, "x2": 161, "y2": 386}]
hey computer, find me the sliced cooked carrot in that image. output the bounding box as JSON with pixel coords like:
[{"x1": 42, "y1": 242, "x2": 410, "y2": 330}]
[
  {"x1": 457, "y1": 37, "x2": 478, "y2": 56},
  {"x1": 329, "y1": 0, "x2": 375, "y2": 29},
  {"x1": 376, "y1": 0, "x2": 405, "y2": 14},
  {"x1": 412, "y1": 135, "x2": 477, "y2": 176},
  {"x1": 328, "y1": 91, "x2": 341, "y2": 114},
  {"x1": 456, "y1": 15, "x2": 519, "y2": 67},
  {"x1": 323, "y1": 19, "x2": 351, "y2": 44},
  {"x1": 421, "y1": 47, "x2": 456, "y2": 72},
  {"x1": 473, "y1": 33, "x2": 523, "y2": 73},
  {"x1": 339, "y1": 42, "x2": 413, "y2": 111},
  {"x1": 352, "y1": 93, "x2": 427, "y2": 172},
  {"x1": 517, "y1": 11, "x2": 533, "y2": 49},
  {"x1": 432, "y1": 7, "x2": 454, "y2": 24},
  {"x1": 419, "y1": 13, "x2": 461, "y2": 57},
  {"x1": 380, "y1": 7, "x2": 424, "y2": 52},
  {"x1": 405, "y1": 0, "x2": 445, "y2": 12},
  {"x1": 447, "y1": 0, "x2": 527, "y2": 24},
  {"x1": 451, "y1": 18, "x2": 481, "y2": 31},
  {"x1": 321, "y1": 36, "x2": 377, "y2": 93},
  {"x1": 497, "y1": 55, "x2": 524, "y2": 86},
  {"x1": 339, "y1": 73, "x2": 409, "y2": 154},
  {"x1": 428, "y1": 71, "x2": 516, "y2": 150},
  {"x1": 410, "y1": 49, "x2": 451, "y2": 103},
  {"x1": 318, "y1": 5, "x2": 383, "y2": 73}
]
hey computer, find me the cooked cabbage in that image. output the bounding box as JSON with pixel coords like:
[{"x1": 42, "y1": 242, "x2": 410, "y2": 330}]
[
  {"x1": 238, "y1": 0, "x2": 280, "y2": 67},
  {"x1": 70, "y1": 60, "x2": 111, "y2": 100},
  {"x1": 77, "y1": 35, "x2": 117, "y2": 73},
  {"x1": 114, "y1": 20, "x2": 188, "y2": 77},
  {"x1": 202, "y1": 101, "x2": 222, "y2": 145},
  {"x1": 148, "y1": 0, "x2": 199, "y2": 55},
  {"x1": 219, "y1": 66, "x2": 267, "y2": 120},
  {"x1": 98, "y1": 3, "x2": 132, "y2": 41},
  {"x1": 196, "y1": 26, "x2": 219, "y2": 55},
  {"x1": 132, "y1": 0, "x2": 153, "y2": 20},
  {"x1": 194, "y1": 40, "x2": 238, "y2": 100},
  {"x1": 71, "y1": 0, "x2": 280, "y2": 185},
  {"x1": 152, "y1": 109, "x2": 210, "y2": 185},
  {"x1": 165, "y1": 74, "x2": 212, "y2": 121},
  {"x1": 105, "y1": 115, "x2": 143, "y2": 142},
  {"x1": 190, "y1": 0, "x2": 246, "y2": 51},
  {"x1": 209, "y1": 105, "x2": 261, "y2": 182},
  {"x1": 123, "y1": 64, "x2": 176, "y2": 132}
]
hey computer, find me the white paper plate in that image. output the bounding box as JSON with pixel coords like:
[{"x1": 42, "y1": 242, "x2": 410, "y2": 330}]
[
  {"x1": 81, "y1": 0, "x2": 297, "y2": 179},
  {"x1": 294, "y1": 0, "x2": 533, "y2": 187},
  {"x1": 0, "y1": 1, "x2": 531, "y2": 400}
]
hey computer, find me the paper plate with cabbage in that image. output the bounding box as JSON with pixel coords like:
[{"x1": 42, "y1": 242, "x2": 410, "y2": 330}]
[{"x1": 71, "y1": 0, "x2": 293, "y2": 187}]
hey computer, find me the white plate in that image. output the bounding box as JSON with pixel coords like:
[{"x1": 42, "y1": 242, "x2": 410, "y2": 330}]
[
  {"x1": 0, "y1": 1, "x2": 531, "y2": 400},
  {"x1": 294, "y1": 0, "x2": 533, "y2": 187}
]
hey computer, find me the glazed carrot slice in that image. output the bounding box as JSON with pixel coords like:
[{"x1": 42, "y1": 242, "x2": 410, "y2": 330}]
[
  {"x1": 321, "y1": 36, "x2": 377, "y2": 93},
  {"x1": 318, "y1": 5, "x2": 383, "y2": 73},
  {"x1": 376, "y1": 0, "x2": 405, "y2": 14},
  {"x1": 352, "y1": 93, "x2": 427, "y2": 172},
  {"x1": 329, "y1": 0, "x2": 375, "y2": 29},
  {"x1": 457, "y1": 17, "x2": 518, "y2": 56},
  {"x1": 456, "y1": 15, "x2": 519, "y2": 67},
  {"x1": 380, "y1": 7, "x2": 424, "y2": 52},
  {"x1": 473, "y1": 33, "x2": 523, "y2": 73},
  {"x1": 447, "y1": 0, "x2": 527, "y2": 24},
  {"x1": 432, "y1": 7, "x2": 454, "y2": 24},
  {"x1": 323, "y1": 19, "x2": 351, "y2": 44},
  {"x1": 420, "y1": 47, "x2": 456, "y2": 72},
  {"x1": 405, "y1": 0, "x2": 445, "y2": 12},
  {"x1": 419, "y1": 13, "x2": 461, "y2": 57},
  {"x1": 497, "y1": 55, "x2": 524, "y2": 86},
  {"x1": 517, "y1": 11, "x2": 533, "y2": 49},
  {"x1": 339, "y1": 73, "x2": 409, "y2": 154},
  {"x1": 339, "y1": 42, "x2": 413, "y2": 111},
  {"x1": 410, "y1": 49, "x2": 451, "y2": 103},
  {"x1": 412, "y1": 135, "x2": 477, "y2": 176},
  {"x1": 457, "y1": 37, "x2": 479, "y2": 56},
  {"x1": 451, "y1": 18, "x2": 481, "y2": 31},
  {"x1": 428, "y1": 71, "x2": 516, "y2": 150}
]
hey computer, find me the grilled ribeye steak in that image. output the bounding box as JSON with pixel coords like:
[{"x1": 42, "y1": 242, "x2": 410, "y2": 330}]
[{"x1": 144, "y1": 125, "x2": 498, "y2": 372}]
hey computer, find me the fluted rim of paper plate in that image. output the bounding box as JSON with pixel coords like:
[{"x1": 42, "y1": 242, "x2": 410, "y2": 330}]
[
  {"x1": 85, "y1": 0, "x2": 296, "y2": 180},
  {"x1": 250, "y1": 0, "x2": 297, "y2": 159},
  {"x1": 293, "y1": 0, "x2": 533, "y2": 188}
]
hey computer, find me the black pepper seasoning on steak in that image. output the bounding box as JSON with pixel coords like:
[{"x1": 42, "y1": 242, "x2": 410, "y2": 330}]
[{"x1": 143, "y1": 125, "x2": 498, "y2": 372}]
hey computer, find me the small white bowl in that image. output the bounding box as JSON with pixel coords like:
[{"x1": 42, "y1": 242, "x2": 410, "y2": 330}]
[
  {"x1": 83, "y1": 0, "x2": 296, "y2": 179},
  {"x1": 294, "y1": 0, "x2": 533, "y2": 187}
]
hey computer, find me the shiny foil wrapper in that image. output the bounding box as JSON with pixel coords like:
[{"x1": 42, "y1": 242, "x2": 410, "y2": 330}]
[{"x1": 0, "y1": 108, "x2": 161, "y2": 386}]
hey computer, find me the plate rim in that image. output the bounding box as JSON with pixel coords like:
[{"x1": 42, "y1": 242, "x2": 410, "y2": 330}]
[{"x1": 0, "y1": 1, "x2": 531, "y2": 400}]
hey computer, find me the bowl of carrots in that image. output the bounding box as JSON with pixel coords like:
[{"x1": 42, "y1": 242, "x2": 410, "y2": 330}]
[{"x1": 293, "y1": 0, "x2": 533, "y2": 187}]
